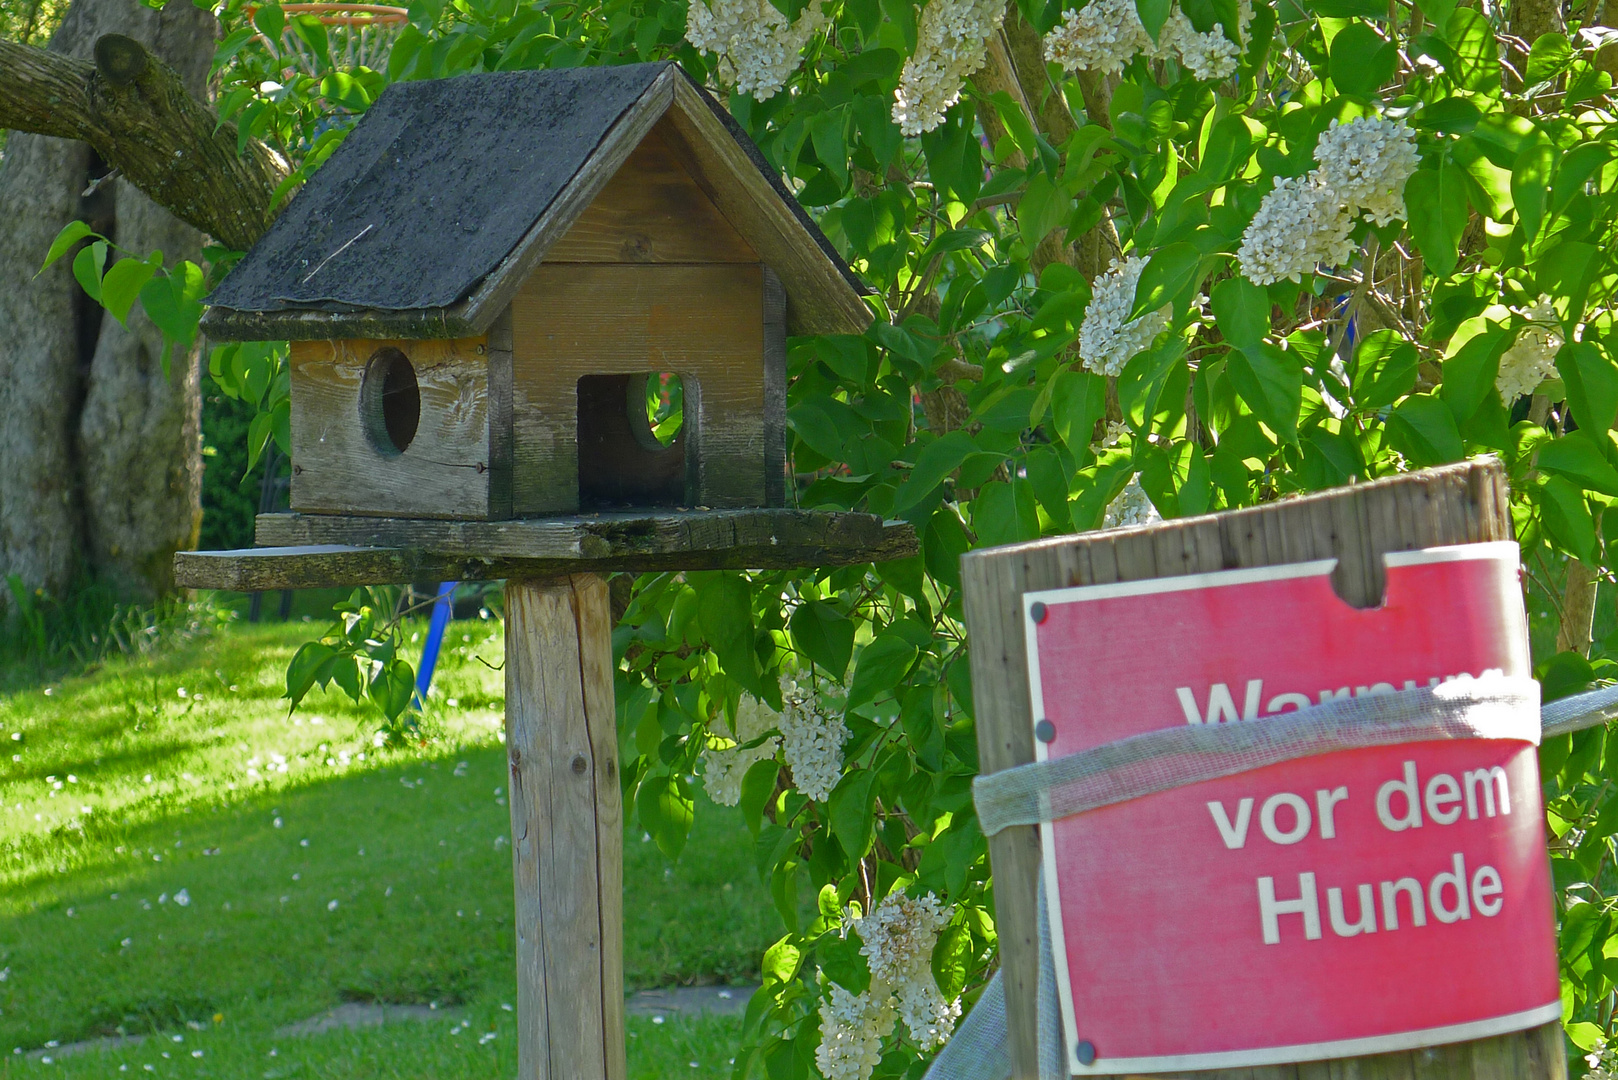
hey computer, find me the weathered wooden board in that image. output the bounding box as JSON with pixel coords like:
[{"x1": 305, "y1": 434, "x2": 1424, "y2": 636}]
[
  {"x1": 288, "y1": 335, "x2": 512, "y2": 519},
  {"x1": 545, "y1": 122, "x2": 758, "y2": 265},
  {"x1": 172, "y1": 509, "x2": 917, "y2": 589},
  {"x1": 960, "y1": 459, "x2": 1567, "y2": 1080},
  {"x1": 660, "y1": 78, "x2": 873, "y2": 336},
  {"x1": 510, "y1": 263, "x2": 768, "y2": 514},
  {"x1": 504, "y1": 575, "x2": 625, "y2": 1080}
]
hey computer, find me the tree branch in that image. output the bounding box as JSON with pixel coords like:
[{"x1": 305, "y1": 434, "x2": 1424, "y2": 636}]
[{"x1": 0, "y1": 34, "x2": 287, "y2": 251}]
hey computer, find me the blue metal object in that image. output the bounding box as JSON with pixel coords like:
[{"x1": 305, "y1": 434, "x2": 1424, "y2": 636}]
[{"x1": 413, "y1": 581, "x2": 458, "y2": 708}]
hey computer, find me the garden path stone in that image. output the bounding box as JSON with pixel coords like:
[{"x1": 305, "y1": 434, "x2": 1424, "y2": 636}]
[
  {"x1": 26, "y1": 1035, "x2": 146, "y2": 1061},
  {"x1": 624, "y1": 984, "x2": 757, "y2": 1018},
  {"x1": 275, "y1": 1002, "x2": 458, "y2": 1037}
]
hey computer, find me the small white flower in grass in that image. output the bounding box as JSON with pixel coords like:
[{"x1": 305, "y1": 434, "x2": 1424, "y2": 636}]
[
  {"x1": 700, "y1": 695, "x2": 782, "y2": 806},
  {"x1": 892, "y1": 0, "x2": 1006, "y2": 134},
  {"x1": 39, "y1": 1056, "x2": 51, "y2": 1065},
  {"x1": 1077, "y1": 257, "x2": 1171, "y2": 376},
  {"x1": 1104, "y1": 475, "x2": 1163, "y2": 529},
  {"x1": 685, "y1": 0, "x2": 826, "y2": 101},
  {"x1": 651, "y1": 1016, "x2": 665, "y2": 1025},
  {"x1": 1312, "y1": 116, "x2": 1419, "y2": 226},
  {"x1": 191, "y1": 1051, "x2": 202, "y2": 1059},
  {"x1": 174, "y1": 890, "x2": 190, "y2": 907},
  {"x1": 1236, "y1": 173, "x2": 1356, "y2": 285},
  {"x1": 778, "y1": 674, "x2": 848, "y2": 802},
  {"x1": 171, "y1": 1036, "x2": 183, "y2": 1044},
  {"x1": 328, "y1": 900, "x2": 339, "y2": 911},
  {"x1": 1496, "y1": 296, "x2": 1563, "y2": 403}
]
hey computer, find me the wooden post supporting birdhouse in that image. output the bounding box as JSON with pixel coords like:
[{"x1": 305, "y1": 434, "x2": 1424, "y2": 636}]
[
  {"x1": 174, "y1": 60, "x2": 916, "y2": 1080},
  {"x1": 961, "y1": 458, "x2": 1568, "y2": 1080}
]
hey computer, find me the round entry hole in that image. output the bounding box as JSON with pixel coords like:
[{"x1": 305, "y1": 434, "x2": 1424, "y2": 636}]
[{"x1": 361, "y1": 348, "x2": 420, "y2": 456}]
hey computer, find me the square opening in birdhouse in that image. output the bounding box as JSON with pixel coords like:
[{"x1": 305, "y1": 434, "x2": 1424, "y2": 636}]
[{"x1": 577, "y1": 372, "x2": 693, "y2": 510}]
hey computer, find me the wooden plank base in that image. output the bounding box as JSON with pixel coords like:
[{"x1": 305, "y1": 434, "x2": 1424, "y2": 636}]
[
  {"x1": 504, "y1": 575, "x2": 625, "y2": 1080},
  {"x1": 960, "y1": 459, "x2": 1567, "y2": 1080},
  {"x1": 172, "y1": 509, "x2": 916, "y2": 590}
]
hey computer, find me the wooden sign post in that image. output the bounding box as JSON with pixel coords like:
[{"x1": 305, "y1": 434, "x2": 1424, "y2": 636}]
[
  {"x1": 962, "y1": 459, "x2": 1568, "y2": 1080},
  {"x1": 175, "y1": 58, "x2": 914, "y2": 1080}
]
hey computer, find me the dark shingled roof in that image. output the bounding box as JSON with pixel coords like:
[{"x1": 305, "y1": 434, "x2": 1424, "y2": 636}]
[{"x1": 205, "y1": 62, "x2": 866, "y2": 327}]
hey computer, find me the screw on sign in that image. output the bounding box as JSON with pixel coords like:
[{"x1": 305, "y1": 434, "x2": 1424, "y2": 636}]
[{"x1": 961, "y1": 459, "x2": 1569, "y2": 1080}]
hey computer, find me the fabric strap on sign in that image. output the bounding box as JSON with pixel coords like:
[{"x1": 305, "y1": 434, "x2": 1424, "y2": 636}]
[{"x1": 923, "y1": 675, "x2": 1618, "y2": 1080}]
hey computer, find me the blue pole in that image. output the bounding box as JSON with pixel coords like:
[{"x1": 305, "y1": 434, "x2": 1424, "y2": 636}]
[{"x1": 413, "y1": 581, "x2": 458, "y2": 708}]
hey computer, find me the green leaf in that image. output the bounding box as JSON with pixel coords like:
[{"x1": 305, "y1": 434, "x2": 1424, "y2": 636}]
[
  {"x1": 1439, "y1": 327, "x2": 1508, "y2": 422},
  {"x1": 789, "y1": 600, "x2": 856, "y2": 678},
  {"x1": 1403, "y1": 162, "x2": 1469, "y2": 276},
  {"x1": 695, "y1": 572, "x2": 762, "y2": 696},
  {"x1": 1558, "y1": 342, "x2": 1618, "y2": 433},
  {"x1": 1446, "y1": 8, "x2": 1500, "y2": 92},
  {"x1": 1536, "y1": 431, "x2": 1618, "y2": 497},
  {"x1": 1539, "y1": 475, "x2": 1598, "y2": 562},
  {"x1": 246, "y1": 409, "x2": 275, "y2": 475},
  {"x1": 368, "y1": 657, "x2": 415, "y2": 721},
  {"x1": 1129, "y1": 242, "x2": 1201, "y2": 320},
  {"x1": 810, "y1": 109, "x2": 850, "y2": 189},
  {"x1": 1329, "y1": 22, "x2": 1398, "y2": 96},
  {"x1": 39, "y1": 220, "x2": 94, "y2": 275},
  {"x1": 1017, "y1": 172, "x2": 1072, "y2": 252},
  {"x1": 1210, "y1": 276, "x2": 1270, "y2": 351},
  {"x1": 932, "y1": 923, "x2": 972, "y2": 999},
  {"x1": 846, "y1": 633, "x2": 917, "y2": 710},
  {"x1": 1351, "y1": 330, "x2": 1418, "y2": 409},
  {"x1": 285, "y1": 642, "x2": 337, "y2": 708},
  {"x1": 761, "y1": 935, "x2": 803, "y2": 984},
  {"x1": 253, "y1": 2, "x2": 285, "y2": 40},
  {"x1": 101, "y1": 255, "x2": 160, "y2": 325},
  {"x1": 636, "y1": 774, "x2": 696, "y2": 860},
  {"x1": 1386, "y1": 394, "x2": 1464, "y2": 466},
  {"x1": 827, "y1": 770, "x2": 876, "y2": 858},
  {"x1": 1526, "y1": 33, "x2": 1572, "y2": 84},
  {"x1": 1118, "y1": 340, "x2": 1185, "y2": 426},
  {"x1": 788, "y1": 401, "x2": 848, "y2": 461},
  {"x1": 1511, "y1": 138, "x2": 1556, "y2": 243},
  {"x1": 738, "y1": 758, "x2": 780, "y2": 837},
  {"x1": 1136, "y1": 0, "x2": 1172, "y2": 39},
  {"x1": 892, "y1": 430, "x2": 979, "y2": 511},
  {"x1": 1226, "y1": 344, "x2": 1303, "y2": 443},
  {"x1": 1567, "y1": 1022, "x2": 1606, "y2": 1053},
  {"x1": 72, "y1": 241, "x2": 107, "y2": 304},
  {"x1": 1050, "y1": 369, "x2": 1107, "y2": 451}
]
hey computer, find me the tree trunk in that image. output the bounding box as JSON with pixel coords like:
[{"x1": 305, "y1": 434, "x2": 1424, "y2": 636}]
[
  {"x1": 0, "y1": 0, "x2": 214, "y2": 605},
  {"x1": 1557, "y1": 558, "x2": 1600, "y2": 657}
]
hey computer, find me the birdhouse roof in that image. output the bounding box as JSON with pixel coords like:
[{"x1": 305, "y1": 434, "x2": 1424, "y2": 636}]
[{"x1": 202, "y1": 62, "x2": 871, "y2": 340}]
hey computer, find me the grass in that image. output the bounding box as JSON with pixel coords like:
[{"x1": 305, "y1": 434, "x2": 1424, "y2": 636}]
[{"x1": 0, "y1": 616, "x2": 775, "y2": 1079}]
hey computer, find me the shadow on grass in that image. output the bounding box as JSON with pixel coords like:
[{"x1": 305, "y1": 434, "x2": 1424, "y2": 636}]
[{"x1": 0, "y1": 745, "x2": 777, "y2": 1052}]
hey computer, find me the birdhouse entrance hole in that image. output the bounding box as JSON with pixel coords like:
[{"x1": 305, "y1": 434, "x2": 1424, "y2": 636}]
[
  {"x1": 360, "y1": 347, "x2": 421, "y2": 456},
  {"x1": 577, "y1": 372, "x2": 690, "y2": 510}
]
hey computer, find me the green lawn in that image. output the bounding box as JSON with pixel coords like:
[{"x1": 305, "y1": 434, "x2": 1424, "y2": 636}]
[{"x1": 0, "y1": 616, "x2": 773, "y2": 1079}]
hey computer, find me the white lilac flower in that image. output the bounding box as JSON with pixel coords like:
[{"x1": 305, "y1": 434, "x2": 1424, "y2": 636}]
[
  {"x1": 1312, "y1": 116, "x2": 1419, "y2": 226},
  {"x1": 814, "y1": 892, "x2": 961, "y2": 1079},
  {"x1": 1235, "y1": 173, "x2": 1357, "y2": 285},
  {"x1": 699, "y1": 695, "x2": 782, "y2": 806},
  {"x1": 1586, "y1": 1037, "x2": 1618, "y2": 1080},
  {"x1": 1103, "y1": 475, "x2": 1162, "y2": 529},
  {"x1": 1046, "y1": 0, "x2": 1250, "y2": 77},
  {"x1": 684, "y1": 0, "x2": 826, "y2": 101},
  {"x1": 778, "y1": 674, "x2": 848, "y2": 802},
  {"x1": 1496, "y1": 297, "x2": 1563, "y2": 403},
  {"x1": 1043, "y1": 0, "x2": 1149, "y2": 76},
  {"x1": 815, "y1": 985, "x2": 894, "y2": 1080},
  {"x1": 1077, "y1": 256, "x2": 1172, "y2": 376},
  {"x1": 892, "y1": 0, "x2": 1006, "y2": 135},
  {"x1": 1157, "y1": 9, "x2": 1239, "y2": 80}
]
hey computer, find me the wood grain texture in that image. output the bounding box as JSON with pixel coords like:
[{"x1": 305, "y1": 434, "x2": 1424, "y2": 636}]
[
  {"x1": 545, "y1": 122, "x2": 757, "y2": 264},
  {"x1": 504, "y1": 575, "x2": 624, "y2": 1080},
  {"x1": 959, "y1": 460, "x2": 1565, "y2": 1080},
  {"x1": 510, "y1": 263, "x2": 767, "y2": 514},
  {"x1": 289, "y1": 336, "x2": 505, "y2": 519},
  {"x1": 763, "y1": 267, "x2": 788, "y2": 508},
  {"x1": 235, "y1": 508, "x2": 914, "y2": 579},
  {"x1": 662, "y1": 79, "x2": 872, "y2": 336}
]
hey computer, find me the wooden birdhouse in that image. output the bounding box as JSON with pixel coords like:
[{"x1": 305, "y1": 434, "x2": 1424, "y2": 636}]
[{"x1": 202, "y1": 61, "x2": 872, "y2": 521}]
